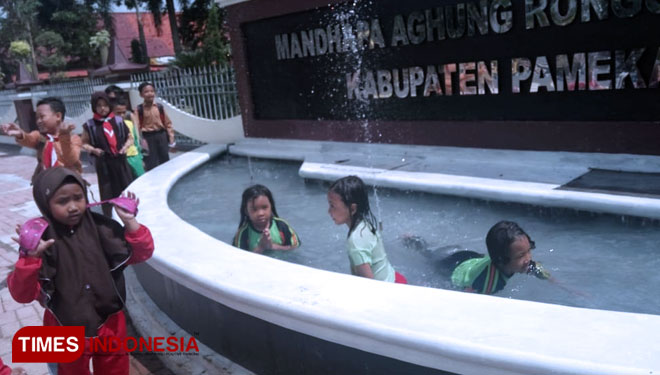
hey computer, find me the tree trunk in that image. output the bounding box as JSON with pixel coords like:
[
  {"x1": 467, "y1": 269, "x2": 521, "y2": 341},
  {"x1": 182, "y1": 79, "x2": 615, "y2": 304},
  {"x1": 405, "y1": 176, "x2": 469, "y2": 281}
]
[
  {"x1": 134, "y1": 5, "x2": 149, "y2": 62},
  {"x1": 25, "y1": 21, "x2": 39, "y2": 80},
  {"x1": 166, "y1": 0, "x2": 182, "y2": 56}
]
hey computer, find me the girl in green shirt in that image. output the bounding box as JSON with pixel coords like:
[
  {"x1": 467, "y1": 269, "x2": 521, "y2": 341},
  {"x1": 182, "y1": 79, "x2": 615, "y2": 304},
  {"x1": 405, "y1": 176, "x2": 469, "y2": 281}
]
[{"x1": 327, "y1": 176, "x2": 407, "y2": 283}]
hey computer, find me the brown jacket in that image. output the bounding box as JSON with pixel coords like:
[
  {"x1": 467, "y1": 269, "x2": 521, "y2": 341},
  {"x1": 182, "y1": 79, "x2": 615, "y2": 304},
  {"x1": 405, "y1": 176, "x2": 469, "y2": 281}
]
[
  {"x1": 137, "y1": 103, "x2": 175, "y2": 143},
  {"x1": 17, "y1": 130, "x2": 83, "y2": 181}
]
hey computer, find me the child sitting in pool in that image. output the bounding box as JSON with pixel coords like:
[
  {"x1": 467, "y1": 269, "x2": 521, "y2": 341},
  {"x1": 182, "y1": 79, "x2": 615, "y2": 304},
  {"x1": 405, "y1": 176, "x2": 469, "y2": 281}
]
[
  {"x1": 233, "y1": 184, "x2": 300, "y2": 253},
  {"x1": 328, "y1": 176, "x2": 407, "y2": 283},
  {"x1": 450, "y1": 221, "x2": 551, "y2": 294}
]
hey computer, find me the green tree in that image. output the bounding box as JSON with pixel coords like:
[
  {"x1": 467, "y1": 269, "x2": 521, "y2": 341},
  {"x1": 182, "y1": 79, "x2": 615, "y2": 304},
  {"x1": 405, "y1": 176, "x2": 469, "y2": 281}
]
[
  {"x1": 10, "y1": 40, "x2": 34, "y2": 77},
  {"x1": 178, "y1": 0, "x2": 210, "y2": 50},
  {"x1": 171, "y1": 1, "x2": 230, "y2": 68},
  {"x1": 50, "y1": 7, "x2": 98, "y2": 67},
  {"x1": 1, "y1": 0, "x2": 103, "y2": 73},
  {"x1": 34, "y1": 31, "x2": 66, "y2": 73},
  {"x1": 1, "y1": 0, "x2": 41, "y2": 79},
  {"x1": 201, "y1": 4, "x2": 229, "y2": 65}
]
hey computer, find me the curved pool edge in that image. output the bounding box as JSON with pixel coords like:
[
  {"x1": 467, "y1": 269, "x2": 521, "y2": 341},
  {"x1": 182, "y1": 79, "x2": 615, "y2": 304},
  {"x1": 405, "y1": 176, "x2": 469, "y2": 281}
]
[
  {"x1": 128, "y1": 143, "x2": 660, "y2": 375},
  {"x1": 299, "y1": 162, "x2": 660, "y2": 220}
]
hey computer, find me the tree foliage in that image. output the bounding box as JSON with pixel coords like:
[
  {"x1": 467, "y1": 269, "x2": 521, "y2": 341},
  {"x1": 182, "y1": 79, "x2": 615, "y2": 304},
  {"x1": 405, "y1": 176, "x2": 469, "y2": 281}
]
[
  {"x1": 172, "y1": 1, "x2": 230, "y2": 68},
  {"x1": 201, "y1": 4, "x2": 229, "y2": 65},
  {"x1": 0, "y1": 0, "x2": 109, "y2": 82},
  {"x1": 35, "y1": 31, "x2": 66, "y2": 72},
  {"x1": 178, "y1": 0, "x2": 210, "y2": 50},
  {"x1": 10, "y1": 41, "x2": 32, "y2": 59}
]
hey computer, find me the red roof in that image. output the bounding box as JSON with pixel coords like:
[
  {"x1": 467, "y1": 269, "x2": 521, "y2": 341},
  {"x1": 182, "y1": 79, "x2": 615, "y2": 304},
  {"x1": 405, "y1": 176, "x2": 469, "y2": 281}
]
[
  {"x1": 37, "y1": 70, "x2": 89, "y2": 80},
  {"x1": 112, "y1": 12, "x2": 176, "y2": 59}
]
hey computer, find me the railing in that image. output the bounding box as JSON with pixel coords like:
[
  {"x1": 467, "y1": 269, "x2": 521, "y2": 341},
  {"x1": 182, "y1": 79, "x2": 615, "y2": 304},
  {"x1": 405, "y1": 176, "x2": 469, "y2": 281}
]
[
  {"x1": 0, "y1": 88, "x2": 18, "y2": 119},
  {"x1": 132, "y1": 65, "x2": 239, "y2": 121},
  {"x1": 45, "y1": 78, "x2": 104, "y2": 118}
]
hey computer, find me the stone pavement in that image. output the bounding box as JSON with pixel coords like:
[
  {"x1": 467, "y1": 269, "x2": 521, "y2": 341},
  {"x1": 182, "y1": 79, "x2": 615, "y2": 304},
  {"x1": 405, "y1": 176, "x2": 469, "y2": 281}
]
[{"x1": 0, "y1": 142, "x2": 174, "y2": 375}]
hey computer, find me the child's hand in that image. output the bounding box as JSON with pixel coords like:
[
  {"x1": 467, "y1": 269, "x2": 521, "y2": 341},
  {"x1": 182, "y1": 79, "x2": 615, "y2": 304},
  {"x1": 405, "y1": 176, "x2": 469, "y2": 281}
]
[
  {"x1": 12, "y1": 224, "x2": 54, "y2": 258},
  {"x1": 90, "y1": 148, "x2": 104, "y2": 157},
  {"x1": 114, "y1": 192, "x2": 140, "y2": 232},
  {"x1": 2, "y1": 123, "x2": 23, "y2": 138},
  {"x1": 59, "y1": 123, "x2": 75, "y2": 134},
  {"x1": 256, "y1": 229, "x2": 272, "y2": 253}
]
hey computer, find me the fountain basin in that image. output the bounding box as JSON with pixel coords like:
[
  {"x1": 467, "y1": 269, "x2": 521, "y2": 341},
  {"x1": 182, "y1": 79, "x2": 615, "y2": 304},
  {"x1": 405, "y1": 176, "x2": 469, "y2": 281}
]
[{"x1": 129, "y1": 143, "x2": 660, "y2": 375}]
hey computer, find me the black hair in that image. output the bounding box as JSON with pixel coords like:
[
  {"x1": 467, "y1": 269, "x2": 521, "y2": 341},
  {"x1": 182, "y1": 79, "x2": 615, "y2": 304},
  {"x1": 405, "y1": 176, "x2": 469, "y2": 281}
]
[
  {"x1": 328, "y1": 175, "x2": 378, "y2": 236},
  {"x1": 138, "y1": 81, "x2": 155, "y2": 94},
  {"x1": 238, "y1": 184, "x2": 279, "y2": 228},
  {"x1": 486, "y1": 221, "x2": 535, "y2": 267},
  {"x1": 36, "y1": 97, "x2": 66, "y2": 119},
  {"x1": 112, "y1": 96, "x2": 129, "y2": 107},
  {"x1": 104, "y1": 85, "x2": 123, "y2": 96}
]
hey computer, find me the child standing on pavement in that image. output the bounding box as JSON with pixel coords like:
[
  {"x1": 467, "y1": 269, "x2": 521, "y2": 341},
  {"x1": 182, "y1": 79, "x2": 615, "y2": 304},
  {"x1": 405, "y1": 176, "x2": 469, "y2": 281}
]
[
  {"x1": 233, "y1": 184, "x2": 300, "y2": 253},
  {"x1": 1, "y1": 97, "x2": 82, "y2": 183},
  {"x1": 327, "y1": 176, "x2": 407, "y2": 283},
  {"x1": 136, "y1": 82, "x2": 175, "y2": 171},
  {"x1": 8, "y1": 167, "x2": 154, "y2": 375},
  {"x1": 112, "y1": 97, "x2": 145, "y2": 178},
  {"x1": 82, "y1": 92, "x2": 134, "y2": 217}
]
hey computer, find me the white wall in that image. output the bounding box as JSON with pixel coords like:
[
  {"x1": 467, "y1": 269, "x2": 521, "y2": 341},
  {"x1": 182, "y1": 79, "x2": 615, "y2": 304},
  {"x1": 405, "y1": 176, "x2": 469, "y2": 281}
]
[{"x1": 128, "y1": 89, "x2": 244, "y2": 144}]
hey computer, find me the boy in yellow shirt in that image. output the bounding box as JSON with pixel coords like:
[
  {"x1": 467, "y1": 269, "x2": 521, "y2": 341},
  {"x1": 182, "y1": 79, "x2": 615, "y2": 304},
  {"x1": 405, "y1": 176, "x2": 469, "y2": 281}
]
[{"x1": 112, "y1": 97, "x2": 145, "y2": 178}]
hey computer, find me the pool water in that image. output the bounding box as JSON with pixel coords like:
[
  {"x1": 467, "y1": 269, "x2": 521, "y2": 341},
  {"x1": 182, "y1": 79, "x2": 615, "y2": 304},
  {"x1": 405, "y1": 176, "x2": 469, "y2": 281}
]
[{"x1": 168, "y1": 155, "x2": 660, "y2": 315}]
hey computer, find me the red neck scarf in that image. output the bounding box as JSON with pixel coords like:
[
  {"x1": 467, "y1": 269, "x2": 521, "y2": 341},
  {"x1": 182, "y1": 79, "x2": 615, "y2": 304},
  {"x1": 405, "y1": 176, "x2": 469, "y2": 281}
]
[
  {"x1": 42, "y1": 134, "x2": 59, "y2": 168},
  {"x1": 93, "y1": 112, "x2": 118, "y2": 154}
]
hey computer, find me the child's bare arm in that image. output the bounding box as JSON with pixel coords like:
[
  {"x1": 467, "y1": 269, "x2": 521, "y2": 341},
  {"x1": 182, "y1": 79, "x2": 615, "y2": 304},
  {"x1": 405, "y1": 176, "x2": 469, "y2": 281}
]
[
  {"x1": 353, "y1": 263, "x2": 375, "y2": 279},
  {"x1": 2, "y1": 123, "x2": 24, "y2": 139},
  {"x1": 59, "y1": 124, "x2": 82, "y2": 168},
  {"x1": 254, "y1": 230, "x2": 272, "y2": 253},
  {"x1": 3, "y1": 124, "x2": 40, "y2": 148},
  {"x1": 80, "y1": 127, "x2": 104, "y2": 156},
  {"x1": 119, "y1": 123, "x2": 133, "y2": 154},
  {"x1": 269, "y1": 244, "x2": 297, "y2": 251}
]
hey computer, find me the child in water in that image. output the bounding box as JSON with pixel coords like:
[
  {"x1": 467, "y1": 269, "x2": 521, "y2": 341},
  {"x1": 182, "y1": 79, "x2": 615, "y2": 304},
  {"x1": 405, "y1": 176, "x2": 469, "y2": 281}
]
[
  {"x1": 233, "y1": 184, "x2": 300, "y2": 253},
  {"x1": 8, "y1": 167, "x2": 154, "y2": 375},
  {"x1": 450, "y1": 220, "x2": 551, "y2": 295},
  {"x1": 328, "y1": 176, "x2": 407, "y2": 283}
]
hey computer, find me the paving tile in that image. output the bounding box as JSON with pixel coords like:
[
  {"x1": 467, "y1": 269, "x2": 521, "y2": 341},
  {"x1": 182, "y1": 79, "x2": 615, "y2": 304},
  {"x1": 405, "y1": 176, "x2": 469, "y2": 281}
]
[
  {"x1": 0, "y1": 311, "x2": 16, "y2": 325},
  {"x1": 2, "y1": 298, "x2": 23, "y2": 312},
  {"x1": 0, "y1": 321, "x2": 20, "y2": 339},
  {"x1": 19, "y1": 315, "x2": 42, "y2": 328},
  {"x1": 0, "y1": 339, "x2": 11, "y2": 356},
  {"x1": 15, "y1": 306, "x2": 36, "y2": 320}
]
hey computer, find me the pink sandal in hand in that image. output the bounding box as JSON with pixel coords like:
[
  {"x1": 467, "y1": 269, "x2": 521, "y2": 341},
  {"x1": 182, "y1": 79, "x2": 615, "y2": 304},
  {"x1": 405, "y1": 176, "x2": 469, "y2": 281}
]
[
  {"x1": 87, "y1": 197, "x2": 139, "y2": 215},
  {"x1": 18, "y1": 218, "x2": 49, "y2": 257}
]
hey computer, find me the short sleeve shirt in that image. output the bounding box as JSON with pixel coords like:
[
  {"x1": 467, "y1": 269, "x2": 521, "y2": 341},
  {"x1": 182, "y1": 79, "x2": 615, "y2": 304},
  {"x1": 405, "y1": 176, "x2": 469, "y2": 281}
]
[
  {"x1": 233, "y1": 217, "x2": 300, "y2": 251},
  {"x1": 346, "y1": 221, "x2": 395, "y2": 282}
]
